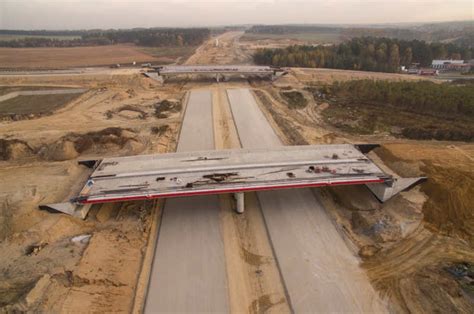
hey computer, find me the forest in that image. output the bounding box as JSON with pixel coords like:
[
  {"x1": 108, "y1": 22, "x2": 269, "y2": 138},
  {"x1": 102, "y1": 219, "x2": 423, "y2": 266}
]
[
  {"x1": 247, "y1": 21, "x2": 474, "y2": 42},
  {"x1": 314, "y1": 80, "x2": 474, "y2": 141},
  {"x1": 0, "y1": 28, "x2": 210, "y2": 48},
  {"x1": 323, "y1": 80, "x2": 474, "y2": 117},
  {"x1": 253, "y1": 37, "x2": 473, "y2": 72}
]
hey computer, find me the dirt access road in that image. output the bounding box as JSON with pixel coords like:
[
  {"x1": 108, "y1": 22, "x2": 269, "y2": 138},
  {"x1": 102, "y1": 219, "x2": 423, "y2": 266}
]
[{"x1": 185, "y1": 31, "x2": 251, "y2": 65}]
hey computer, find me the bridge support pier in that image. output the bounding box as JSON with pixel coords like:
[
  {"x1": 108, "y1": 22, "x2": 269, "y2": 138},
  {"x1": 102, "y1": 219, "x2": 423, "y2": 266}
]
[{"x1": 234, "y1": 192, "x2": 244, "y2": 214}]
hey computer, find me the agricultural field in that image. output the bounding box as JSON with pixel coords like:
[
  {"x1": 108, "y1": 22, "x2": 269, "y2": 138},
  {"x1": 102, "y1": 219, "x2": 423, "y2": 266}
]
[
  {"x1": 0, "y1": 93, "x2": 83, "y2": 116},
  {"x1": 0, "y1": 44, "x2": 179, "y2": 69},
  {"x1": 0, "y1": 86, "x2": 71, "y2": 96}
]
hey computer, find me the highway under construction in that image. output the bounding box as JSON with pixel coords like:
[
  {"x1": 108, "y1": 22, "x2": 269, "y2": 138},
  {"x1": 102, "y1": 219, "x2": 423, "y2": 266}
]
[
  {"x1": 2, "y1": 29, "x2": 470, "y2": 314},
  {"x1": 39, "y1": 85, "x2": 424, "y2": 312},
  {"x1": 145, "y1": 88, "x2": 394, "y2": 312}
]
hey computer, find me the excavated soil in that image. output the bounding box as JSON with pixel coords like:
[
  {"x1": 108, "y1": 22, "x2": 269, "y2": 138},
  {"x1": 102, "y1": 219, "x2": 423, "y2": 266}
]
[
  {"x1": 0, "y1": 139, "x2": 34, "y2": 160},
  {"x1": 1, "y1": 128, "x2": 147, "y2": 162},
  {"x1": 375, "y1": 144, "x2": 474, "y2": 244}
]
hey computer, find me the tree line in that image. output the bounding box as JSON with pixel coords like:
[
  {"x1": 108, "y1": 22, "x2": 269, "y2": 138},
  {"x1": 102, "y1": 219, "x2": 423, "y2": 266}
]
[
  {"x1": 247, "y1": 22, "x2": 474, "y2": 43},
  {"x1": 317, "y1": 80, "x2": 474, "y2": 141},
  {"x1": 0, "y1": 28, "x2": 210, "y2": 48},
  {"x1": 322, "y1": 80, "x2": 474, "y2": 118},
  {"x1": 253, "y1": 37, "x2": 473, "y2": 72},
  {"x1": 0, "y1": 30, "x2": 86, "y2": 36}
]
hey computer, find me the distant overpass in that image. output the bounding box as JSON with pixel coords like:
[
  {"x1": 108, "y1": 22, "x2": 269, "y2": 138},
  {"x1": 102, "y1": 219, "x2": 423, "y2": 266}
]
[{"x1": 145, "y1": 65, "x2": 287, "y2": 82}]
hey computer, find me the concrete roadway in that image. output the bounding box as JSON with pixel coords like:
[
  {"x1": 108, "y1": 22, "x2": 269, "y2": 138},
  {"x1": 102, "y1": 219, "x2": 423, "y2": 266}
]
[
  {"x1": 227, "y1": 88, "x2": 386, "y2": 312},
  {"x1": 145, "y1": 90, "x2": 229, "y2": 313}
]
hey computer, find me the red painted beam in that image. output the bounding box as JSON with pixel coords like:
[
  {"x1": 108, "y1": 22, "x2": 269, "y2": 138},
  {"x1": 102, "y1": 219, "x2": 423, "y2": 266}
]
[{"x1": 80, "y1": 178, "x2": 385, "y2": 205}]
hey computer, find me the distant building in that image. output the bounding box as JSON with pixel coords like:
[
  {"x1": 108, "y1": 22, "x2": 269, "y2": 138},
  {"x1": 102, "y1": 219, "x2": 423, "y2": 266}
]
[{"x1": 432, "y1": 59, "x2": 468, "y2": 72}]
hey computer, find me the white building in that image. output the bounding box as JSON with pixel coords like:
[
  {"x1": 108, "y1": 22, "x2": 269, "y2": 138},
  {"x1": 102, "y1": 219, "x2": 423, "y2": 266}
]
[{"x1": 432, "y1": 59, "x2": 464, "y2": 70}]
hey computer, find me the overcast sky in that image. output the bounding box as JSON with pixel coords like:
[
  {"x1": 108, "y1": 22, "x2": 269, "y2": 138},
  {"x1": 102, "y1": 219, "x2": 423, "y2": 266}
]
[{"x1": 1, "y1": 0, "x2": 472, "y2": 30}]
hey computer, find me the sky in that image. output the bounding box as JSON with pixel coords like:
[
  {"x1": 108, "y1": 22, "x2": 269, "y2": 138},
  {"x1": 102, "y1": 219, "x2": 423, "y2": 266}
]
[{"x1": 0, "y1": 0, "x2": 472, "y2": 30}]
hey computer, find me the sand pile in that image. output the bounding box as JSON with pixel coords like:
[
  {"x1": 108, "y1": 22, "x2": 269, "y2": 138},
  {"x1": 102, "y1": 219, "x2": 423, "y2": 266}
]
[
  {"x1": 0, "y1": 139, "x2": 34, "y2": 160},
  {"x1": 38, "y1": 141, "x2": 79, "y2": 161},
  {"x1": 2, "y1": 128, "x2": 145, "y2": 162},
  {"x1": 32, "y1": 127, "x2": 145, "y2": 158},
  {"x1": 70, "y1": 127, "x2": 129, "y2": 152},
  {"x1": 106, "y1": 104, "x2": 148, "y2": 120},
  {"x1": 375, "y1": 145, "x2": 474, "y2": 245},
  {"x1": 153, "y1": 99, "x2": 182, "y2": 119}
]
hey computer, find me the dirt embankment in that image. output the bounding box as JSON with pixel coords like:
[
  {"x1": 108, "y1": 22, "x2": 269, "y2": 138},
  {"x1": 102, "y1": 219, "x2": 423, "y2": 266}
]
[
  {"x1": 0, "y1": 199, "x2": 156, "y2": 312},
  {"x1": 253, "y1": 89, "x2": 308, "y2": 145},
  {"x1": 316, "y1": 143, "x2": 474, "y2": 313},
  {"x1": 0, "y1": 72, "x2": 186, "y2": 312},
  {"x1": 185, "y1": 31, "x2": 251, "y2": 65},
  {"x1": 0, "y1": 127, "x2": 146, "y2": 162},
  {"x1": 375, "y1": 144, "x2": 474, "y2": 245}
]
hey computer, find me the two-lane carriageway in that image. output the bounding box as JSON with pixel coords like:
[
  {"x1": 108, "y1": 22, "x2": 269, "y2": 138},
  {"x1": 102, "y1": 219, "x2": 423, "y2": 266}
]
[
  {"x1": 145, "y1": 90, "x2": 229, "y2": 313},
  {"x1": 227, "y1": 88, "x2": 387, "y2": 312}
]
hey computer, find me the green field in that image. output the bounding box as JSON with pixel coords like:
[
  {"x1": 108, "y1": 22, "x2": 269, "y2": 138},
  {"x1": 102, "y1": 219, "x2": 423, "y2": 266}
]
[
  {"x1": 241, "y1": 32, "x2": 341, "y2": 43},
  {"x1": 0, "y1": 34, "x2": 80, "y2": 41},
  {"x1": 0, "y1": 93, "x2": 83, "y2": 115},
  {"x1": 0, "y1": 86, "x2": 69, "y2": 96}
]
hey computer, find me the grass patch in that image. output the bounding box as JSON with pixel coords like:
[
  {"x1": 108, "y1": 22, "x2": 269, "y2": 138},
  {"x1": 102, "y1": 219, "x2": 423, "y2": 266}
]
[
  {"x1": 0, "y1": 86, "x2": 67, "y2": 96},
  {"x1": 321, "y1": 102, "x2": 474, "y2": 141},
  {"x1": 280, "y1": 90, "x2": 308, "y2": 109},
  {"x1": 311, "y1": 80, "x2": 474, "y2": 142},
  {"x1": 0, "y1": 93, "x2": 82, "y2": 116}
]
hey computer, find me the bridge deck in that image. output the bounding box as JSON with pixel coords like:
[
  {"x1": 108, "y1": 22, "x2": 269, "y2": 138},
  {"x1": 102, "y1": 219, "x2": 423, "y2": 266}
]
[
  {"x1": 156, "y1": 65, "x2": 278, "y2": 75},
  {"x1": 74, "y1": 144, "x2": 388, "y2": 204}
]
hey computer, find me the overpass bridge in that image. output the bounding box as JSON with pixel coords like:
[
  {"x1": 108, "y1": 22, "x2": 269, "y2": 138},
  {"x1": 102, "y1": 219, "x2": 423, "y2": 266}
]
[
  {"x1": 40, "y1": 144, "x2": 425, "y2": 218},
  {"x1": 145, "y1": 65, "x2": 287, "y2": 82}
]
